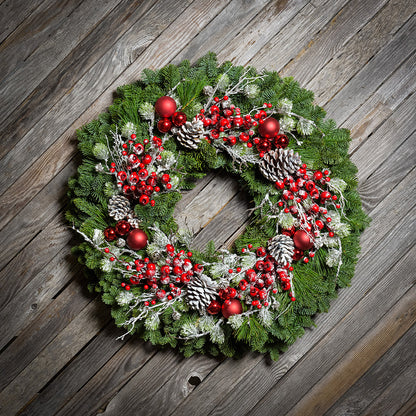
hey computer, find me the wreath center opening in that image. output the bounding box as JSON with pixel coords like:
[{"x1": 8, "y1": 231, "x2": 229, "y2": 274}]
[{"x1": 173, "y1": 171, "x2": 251, "y2": 252}]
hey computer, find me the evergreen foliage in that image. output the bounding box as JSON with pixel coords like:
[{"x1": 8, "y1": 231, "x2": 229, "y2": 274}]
[{"x1": 67, "y1": 53, "x2": 369, "y2": 360}]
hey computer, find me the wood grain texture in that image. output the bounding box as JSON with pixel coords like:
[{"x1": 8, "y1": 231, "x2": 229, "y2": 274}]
[
  {"x1": 280, "y1": 0, "x2": 390, "y2": 84},
  {"x1": 0, "y1": 1, "x2": 414, "y2": 415},
  {"x1": 307, "y1": 0, "x2": 416, "y2": 106},
  {"x1": 0, "y1": 0, "x2": 45, "y2": 44},
  {"x1": 0, "y1": 0, "x2": 157, "y2": 161},
  {"x1": 0, "y1": 0, "x2": 123, "y2": 125},
  {"x1": 325, "y1": 324, "x2": 416, "y2": 416}
]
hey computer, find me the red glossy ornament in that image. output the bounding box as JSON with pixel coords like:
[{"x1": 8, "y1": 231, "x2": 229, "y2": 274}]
[
  {"x1": 155, "y1": 96, "x2": 177, "y2": 118},
  {"x1": 126, "y1": 228, "x2": 148, "y2": 250},
  {"x1": 293, "y1": 248, "x2": 304, "y2": 261},
  {"x1": 293, "y1": 230, "x2": 314, "y2": 250},
  {"x1": 274, "y1": 134, "x2": 289, "y2": 148},
  {"x1": 222, "y1": 299, "x2": 243, "y2": 318},
  {"x1": 104, "y1": 227, "x2": 117, "y2": 241},
  {"x1": 172, "y1": 111, "x2": 187, "y2": 127},
  {"x1": 157, "y1": 118, "x2": 172, "y2": 133},
  {"x1": 258, "y1": 117, "x2": 280, "y2": 139},
  {"x1": 207, "y1": 300, "x2": 222, "y2": 315},
  {"x1": 115, "y1": 220, "x2": 130, "y2": 236},
  {"x1": 256, "y1": 138, "x2": 272, "y2": 153}
]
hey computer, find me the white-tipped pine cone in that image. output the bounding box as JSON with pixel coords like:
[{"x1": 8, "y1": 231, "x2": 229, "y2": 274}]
[
  {"x1": 126, "y1": 212, "x2": 140, "y2": 229},
  {"x1": 186, "y1": 274, "x2": 218, "y2": 314},
  {"x1": 268, "y1": 235, "x2": 294, "y2": 266},
  {"x1": 172, "y1": 119, "x2": 204, "y2": 150},
  {"x1": 108, "y1": 195, "x2": 131, "y2": 220},
  {"x1": 259, "y1": 148, "x2": 302, "y2": 182}
]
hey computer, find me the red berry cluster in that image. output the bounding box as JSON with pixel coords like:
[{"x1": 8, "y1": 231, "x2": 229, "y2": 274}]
[
  {"x1": 275, "y1": 164, "x2": 341, "y2": 262},
  {"x1": 109, "y1": 134, "x2": 172, "y2": 206},
  {"x1": 120, "y1": 244, "x2": 205, "y2": 308},
  {"x1": 196, "y1": 98, "x2": 288, "y2": 156},
  {"x1": 238, "y1": 246, "x2": 283, "y2": 308}
]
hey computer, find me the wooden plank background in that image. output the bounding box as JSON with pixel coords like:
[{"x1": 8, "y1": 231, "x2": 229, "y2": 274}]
[{"x1": 0, "y1": 0, "x2": 415, "y2": 415}]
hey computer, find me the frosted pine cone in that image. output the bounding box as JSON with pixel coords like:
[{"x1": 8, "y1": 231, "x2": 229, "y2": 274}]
[
  {"x1": 268, "y1": 235, "x2": 294, "y2": 266},
  {"x1": 126, "y1": 212, "x2": 140, "y2": 229},
  {"x1": 172, "y1": 119, "x2": 204, "y2": 150},
  {"x1": 259, "y1": 148, "x2": 302, "y2": 182},
  {"x1": 186, "y1": 274, "x2": 218, "y2": 314},
  {"x1": 108, "y1": 195, "x2": 131, "y2": 220}
]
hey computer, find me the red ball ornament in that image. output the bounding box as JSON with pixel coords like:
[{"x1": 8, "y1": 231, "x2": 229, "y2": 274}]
[
  {"x1": 222, "y1": 299, "x2": 243, "y2": 318},
  {"x1": 207, "y1": 300, "x2": 222, "y2": 315},
  {"x1": 172, "y1": 111, "x2": 187, "y2": 127},
  {"x1": 115, "y1": 220, "x2": 131, "y2": 236},
  {"x1": 258, "y1": 117, "x2": 280, "y2": 139},
  {"x1": 155, "y1": 96, "x2": 177, "y2": 118},
  {"x1": 274, "y1": 134, "x2": 289, "y2": 148},
  {"x1": 293, "y1": 230, "x2": 314, "y2": 250},
  {"x1": 157, "y1": 118, "x2": 172, "y2": 133},
  {"x1": 126, "y1": 229, "x2": 148, "y2": 251},
  {"x1": 256, "y1": 138, "x2": 272, "y2": 153},
  {"x1": 104, "y1": 227, "x2": 117, "y2": 241}
]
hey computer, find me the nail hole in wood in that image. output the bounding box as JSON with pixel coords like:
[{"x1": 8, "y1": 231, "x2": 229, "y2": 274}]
[{"x1": 188, "y1": 375, "x2": 201, "y2": 386}]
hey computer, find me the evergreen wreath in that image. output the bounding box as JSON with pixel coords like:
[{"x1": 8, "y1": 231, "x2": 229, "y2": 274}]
[{"x1": 67, "y1": 53, "x2": 369, "y2": 360}]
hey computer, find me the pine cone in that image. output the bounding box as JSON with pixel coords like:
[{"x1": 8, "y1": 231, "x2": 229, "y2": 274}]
[
  {"x1": 172, "y1": 119, "x2": 204, "y2": 150},
  {"x1": 186, "y1": 274, "x2": 218, "y2": 314},
  {"x1": 268, "y1": 235, "x2": 294, "y2": 266},
  {"x1": 108, "y1": 195, "x2": 131, "y2": 220},
  {"x1": 126, "y1": 212, "x2": 140, "y2": 229},
  {"x1": 259, "y1": 148, "x2": 302, "y2": 182}
]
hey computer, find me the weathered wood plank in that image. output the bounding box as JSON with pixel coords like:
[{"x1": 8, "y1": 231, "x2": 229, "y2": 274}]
[
  {"x1": 0, "y1": 279, "x2": 93, "y2": 392},
  {"x1": 280, "y1": 0, "x2": 389, "y2": 85},
  {"x1": 346, "y1": 51, "x2": 416, "y2": 153},
  {"x1": 0, "y1": 160, "x2": 76, "y2": 271},
  {"x1": 0, "y1": 0, "x2": 157, "y2": 161},
  {"x1": 0, "y1": 0, "x2": 45, "y2": 44},
  {"x1": 282, "y1": 286, "x2": 416, "y2": 416},
  {"x1": 395, "y1": 394, "x2": 416, "y2": 416},
  {"x1": 174, "y1": 172, "x2": 240, "y2": 234},
  {"x1": 169, "y1": 174, "x2": 416, "y2": 416},
  {"x1": 360, "y1": 362, "x2": 416, "y2": 416},
  {"x1": 173, "y1": 0, "x2": 307, "y2": 65},
  {"x1": 17, "y1": 323, "x2": 127, "y2": 416},
  {"x1": 324, "y1": 15, "x2": 415, "y2": 124},
  {"x1": 358, "y1": 133, "x2": 415, "y2": 213},
  {"x1": 249, "y1": 0, "x2": 348, "y2": 71},
  {"x1": 99, "y1": 351, "x2": 223, "y2": 416},
  {"x1": 307, "y1": 0, "x2": 416, "y2": 106},
  {"x1": 351, "y1": 93, "x2": 415, "y2": 184},
  {"x1": 0, "y1": 0, "x2": 123, "y2": 127},
  {"x1": 0, "y1": 299, "x2": 110, "y2": 416},
  {"x1": 0, "y1": 216, "x2": 72, "y2": 312},
  {"x1": 53, "y1": 340, "x2": 159, "y2": 416},
  {"x1": 191, "y1": 186, "x2": 250, "y2": 251},
  {"x1": 0, "y1": 246, "x2": 80, "y2": 351},
  {"x1": 325, "y1": 324, "x2": 416, "y2": 416},
  {"x1": 0, "y1": 0, "x2": 83, "y2": 78}
]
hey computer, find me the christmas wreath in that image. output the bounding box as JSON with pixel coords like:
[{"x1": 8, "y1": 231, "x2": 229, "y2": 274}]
[{"x1": 67, "y1": 53, "x2": 369, "y2": 360}]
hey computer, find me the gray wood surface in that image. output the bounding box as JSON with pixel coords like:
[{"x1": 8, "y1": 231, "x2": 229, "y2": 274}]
[{"x1": 0, "y1": 1, "x2": 415, "y2": 415}]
